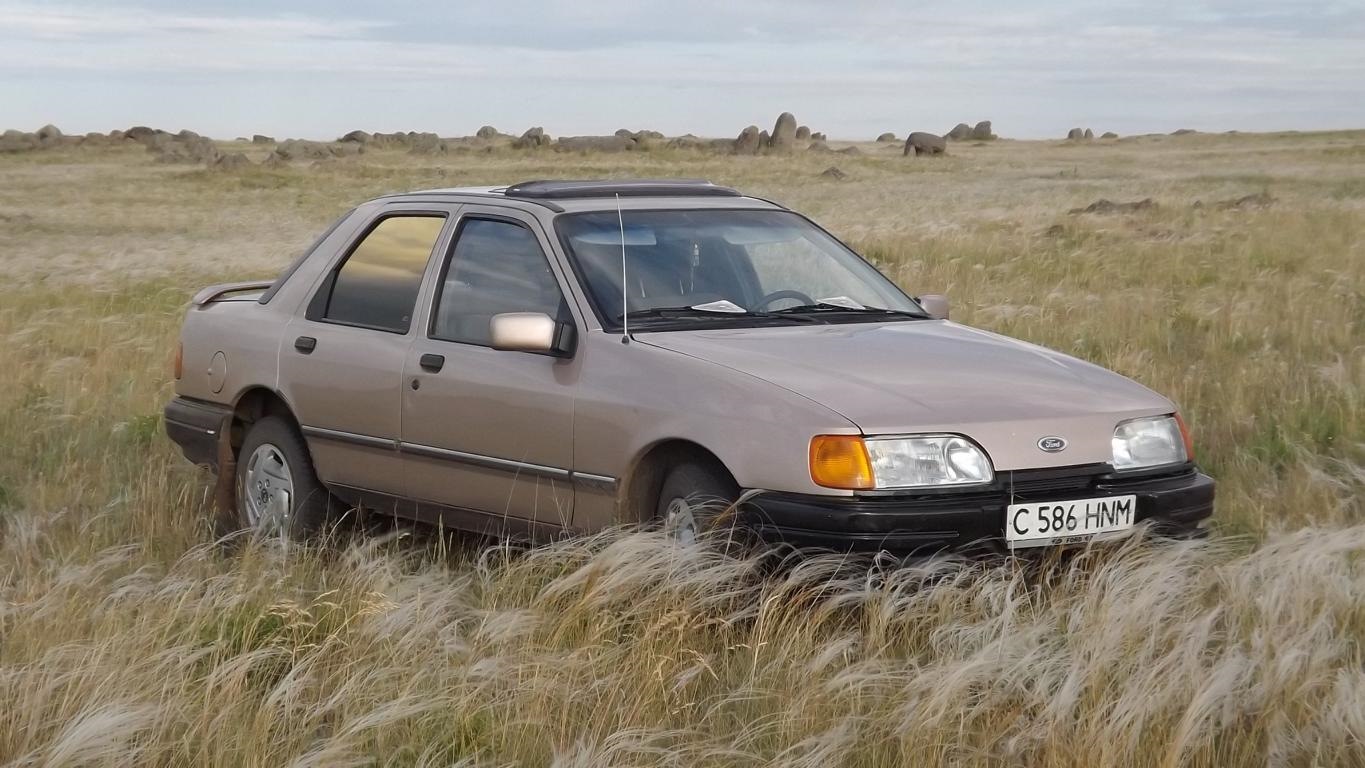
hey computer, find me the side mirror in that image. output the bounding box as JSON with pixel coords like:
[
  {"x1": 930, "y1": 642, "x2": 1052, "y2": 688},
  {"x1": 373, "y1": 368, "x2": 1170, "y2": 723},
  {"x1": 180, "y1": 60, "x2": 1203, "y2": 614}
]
[
  {"x1": 917, "y1": 294, "x2": 950, "y2": 320},
  {"x1": 490, "y1": 312, "x2": 569, "y2": 355}
]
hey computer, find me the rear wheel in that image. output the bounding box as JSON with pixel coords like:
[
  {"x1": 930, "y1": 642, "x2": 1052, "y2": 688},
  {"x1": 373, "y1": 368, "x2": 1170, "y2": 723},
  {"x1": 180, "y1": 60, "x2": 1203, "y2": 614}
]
[
  {"x1": 655, "y1": 461, "x2": 746, "y2": 549},
  {"x1": 233, "y1": 416, "x2": 336, "y2": 540}
]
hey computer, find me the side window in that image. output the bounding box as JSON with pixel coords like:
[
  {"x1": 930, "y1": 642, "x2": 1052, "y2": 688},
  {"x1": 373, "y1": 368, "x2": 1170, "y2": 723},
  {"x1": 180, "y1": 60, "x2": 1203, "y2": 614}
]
[
  {"x1": 432, "y1": 218, "x2": 567, "y2": 346},
  {"x1": 322, "y1": 215, "x2": 445, "y2": 332}
]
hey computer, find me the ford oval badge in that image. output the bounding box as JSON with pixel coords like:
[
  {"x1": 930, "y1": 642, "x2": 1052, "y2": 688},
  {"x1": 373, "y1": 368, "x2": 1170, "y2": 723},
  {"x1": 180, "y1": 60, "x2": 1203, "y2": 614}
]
[{"x1": 1037, "y1": 436, "x2": 1068, "y2": 453}]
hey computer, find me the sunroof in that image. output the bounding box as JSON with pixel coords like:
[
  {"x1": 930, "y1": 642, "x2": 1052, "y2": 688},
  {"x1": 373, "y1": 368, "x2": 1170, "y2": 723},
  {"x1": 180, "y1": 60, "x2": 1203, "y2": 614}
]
[{"x1": 503, "y1": 179, "x2": 742, "y2": 200}]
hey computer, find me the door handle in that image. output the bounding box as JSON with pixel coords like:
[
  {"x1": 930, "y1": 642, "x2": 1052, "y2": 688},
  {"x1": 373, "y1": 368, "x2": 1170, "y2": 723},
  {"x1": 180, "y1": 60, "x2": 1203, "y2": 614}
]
[
  {"x1": 294, "y1": 336, "x2": 317, "y2": 354},
  {"x1": 419, "y1": 353, "x2": 445, "y2": 372}
]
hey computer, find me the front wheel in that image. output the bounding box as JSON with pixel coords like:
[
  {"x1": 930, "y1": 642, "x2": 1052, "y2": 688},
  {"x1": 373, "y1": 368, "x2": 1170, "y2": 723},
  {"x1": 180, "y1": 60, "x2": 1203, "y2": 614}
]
[
  {"x1": 655, "y1": 461, "x2": 748, "y2": 550},
  {"x1": 233, "y1": 416, "x2": 337, "y2": 540}
]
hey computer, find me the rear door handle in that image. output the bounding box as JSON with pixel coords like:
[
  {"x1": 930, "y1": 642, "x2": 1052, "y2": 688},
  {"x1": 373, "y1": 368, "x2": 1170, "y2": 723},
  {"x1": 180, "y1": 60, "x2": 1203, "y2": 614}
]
[
  {"x1": 294, "y1": 336, "x2": 317, "y2": 354},
  {"x1": 419, "y1": 353, "x2": 445, "y2": 372}
]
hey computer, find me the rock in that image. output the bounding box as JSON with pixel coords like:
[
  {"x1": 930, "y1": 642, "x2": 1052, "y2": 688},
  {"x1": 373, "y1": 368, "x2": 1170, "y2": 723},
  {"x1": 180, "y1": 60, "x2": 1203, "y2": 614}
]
[
  {"x1": 554, "y1": 135, "x2": 633, "y2": 153},
  {"x1": 108, "y1": 130, "x2": 125, "y2": 141},
  {"x1": 262, "y1": 151, "x2": 290, "y2": 168},
  {"x1": 252, "y1": 134, "x2": 274, "y2": 144},
  {"x1": 945, "y1": 123, "x2": 973, "y2": 140},
  {"x1": 1101, "y1": 131, "x2": 1118, "y2": 139},
  {"x1": 125, "y1": 126, "x2": 161, "y2": 145},
  {"x1": 770, "y1": 112, "x2": 798, "y2": 151},
  {"x1": 476, "y1": 125, "x2": 499, "y2": 139},
  {"x1": 82, "y1": 132, "x2": 110, "y2": 146},
  {"x1": 758, "y1": 130, "x2": 771, "y2": 149},
  {"x1": 149, "y1": 133, "x2": 221, "y2": 164},
  {"x1": 1172, "y1": 128, "x2": 1198, "y2": 136},
  {"x1": 36, "y1": 124, "x2": 64, "y2": 144},
  {"x1": 811, "y1": 132, "x2": 826, "y2": 141},
  {"x1": 340, "y1": 130, "x2": 372, "y2": 144},
  {"x1": 513, "y1": 126, "x2": 551, "y2": 149},
  {"x1": 904, "y1": 132, "x2": 947, "y2": 157},
  {"x1": 0, "y1": 130, "x2": 38, "y2": 152},
  {"x1": 212, "y1": 152, "x2": 252, "y2": 170},
  {"x1": 820, "y1": 166, "x2": 847, "y2": 181},
  {"x1": 795, "y1": 125, "x2": 811, "y2": 140},
  {"x1": 1067, "y1": 128, "x2": 1087, "y2": 141},
  {"x1": 1084, "y1": 129, "x2": 1094, "y2": 140},
  {"x1": 837, "y1": 146, "x2": 862, "y2": 156},
  {"x1": 971, "y1": 121, "x2": 995, "y2": 140},
  {"x1": 406, "y1": 133, "x2": 446, "y2": 154},
  {"x1": 175, "y1": 129, "x2": 201, "y2": 142},
  {"x1": 876, "y1": 132, "x2": 897, "y2": 143},
  {"x1": 1069, "y1": 198, "x2": 1157, "y2": 215},
  {"x1": 614, "y1": 128, "x2": 634, "y2": 138},
  {"x1": 734, "y1": 125, "x2": 762, "y2": 154},
  {"x1": 807, "y1": 139, "x2": 832, "y2": 152},
  {"x1": 666, "y1": 134, "x2": 707, "y2": 150}
]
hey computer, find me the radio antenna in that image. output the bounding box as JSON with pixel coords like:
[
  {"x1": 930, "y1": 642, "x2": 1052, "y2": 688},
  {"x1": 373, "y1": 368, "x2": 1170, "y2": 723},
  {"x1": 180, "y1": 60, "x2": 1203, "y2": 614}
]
[{"x1": 617, "y1": 193, "x2": 630, "y2": 344}]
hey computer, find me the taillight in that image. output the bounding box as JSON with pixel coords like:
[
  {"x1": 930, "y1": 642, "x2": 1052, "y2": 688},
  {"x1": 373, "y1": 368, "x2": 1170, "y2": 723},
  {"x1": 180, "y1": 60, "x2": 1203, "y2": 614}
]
[{"x1": 173, "y1": 342, "x2": 183, "y2": 380}]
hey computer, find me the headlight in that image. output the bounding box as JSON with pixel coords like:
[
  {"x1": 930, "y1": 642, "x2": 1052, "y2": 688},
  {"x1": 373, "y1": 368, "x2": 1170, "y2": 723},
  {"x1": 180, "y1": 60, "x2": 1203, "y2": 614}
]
[
  {"x1": 810, "y1": 434, "x2": 994, "y2": 490},
  {"x1": 1111, "y1": 415, "x2": 1188, "y2": 471}
]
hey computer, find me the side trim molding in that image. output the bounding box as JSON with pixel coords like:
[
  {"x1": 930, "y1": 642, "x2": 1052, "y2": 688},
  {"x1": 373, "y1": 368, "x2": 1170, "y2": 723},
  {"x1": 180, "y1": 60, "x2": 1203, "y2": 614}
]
[{"x1": 301, "y1": 425, "x2": 618, "y2": 492}]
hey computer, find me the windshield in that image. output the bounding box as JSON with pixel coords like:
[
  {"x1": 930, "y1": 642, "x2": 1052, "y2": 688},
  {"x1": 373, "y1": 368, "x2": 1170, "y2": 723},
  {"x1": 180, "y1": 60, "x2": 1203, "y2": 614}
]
[{"x1": 556, "y1": 209, "x2": 923, "y2": 330}]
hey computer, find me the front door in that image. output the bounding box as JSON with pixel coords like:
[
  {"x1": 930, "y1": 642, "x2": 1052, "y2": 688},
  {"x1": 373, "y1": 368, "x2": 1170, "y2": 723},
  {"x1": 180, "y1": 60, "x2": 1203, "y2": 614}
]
[{"x1": 401, "y1": 207, "x2": 579, "y2": 531}]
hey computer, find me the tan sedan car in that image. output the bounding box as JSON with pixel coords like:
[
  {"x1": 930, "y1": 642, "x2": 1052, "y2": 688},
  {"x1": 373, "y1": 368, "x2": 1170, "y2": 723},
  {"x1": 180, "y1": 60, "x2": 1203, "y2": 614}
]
[{"x1": 165, "y1": 179, "x2": 1213, "y2": 552}]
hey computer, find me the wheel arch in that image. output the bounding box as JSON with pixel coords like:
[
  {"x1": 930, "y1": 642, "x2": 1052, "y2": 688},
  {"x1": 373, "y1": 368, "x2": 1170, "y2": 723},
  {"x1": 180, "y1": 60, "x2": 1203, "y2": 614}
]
[
  {"x1": 619, "y1": 438, "x2": 738, "y2": 523},
  {"x1": 227, "y1": 386, "x2": 298, "y2": 453}
]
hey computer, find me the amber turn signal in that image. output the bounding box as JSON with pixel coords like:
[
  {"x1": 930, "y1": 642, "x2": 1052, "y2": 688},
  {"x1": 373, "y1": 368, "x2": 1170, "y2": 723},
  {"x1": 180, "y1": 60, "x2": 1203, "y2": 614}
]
[
  {"x1": 1174, "y1": 412, "x2": 1195, "y2": 461},
  {"x1": 809, "y1": 435, "x2": 875, "y2": 490},
  {"x1": 173, "y1": 342, "x2": 183, "y2": 381}
]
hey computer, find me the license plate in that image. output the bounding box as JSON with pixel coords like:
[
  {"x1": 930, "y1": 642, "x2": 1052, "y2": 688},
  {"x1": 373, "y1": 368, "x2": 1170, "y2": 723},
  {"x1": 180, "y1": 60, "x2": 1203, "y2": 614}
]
[{"x1": 1005, "y1": 494, "x2": 1137, "y2": 549}]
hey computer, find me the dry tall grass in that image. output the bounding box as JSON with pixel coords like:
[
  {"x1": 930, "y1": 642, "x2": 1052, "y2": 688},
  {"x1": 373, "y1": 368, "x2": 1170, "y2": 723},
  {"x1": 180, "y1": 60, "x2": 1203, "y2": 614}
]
[{"x1": 1, "y1": 131, "x2": 1362, "y2": 766}]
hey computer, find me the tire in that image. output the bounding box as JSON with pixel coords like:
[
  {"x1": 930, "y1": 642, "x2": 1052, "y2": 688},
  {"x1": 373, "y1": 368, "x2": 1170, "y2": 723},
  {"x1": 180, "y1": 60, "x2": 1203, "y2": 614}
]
[
  {"x1": 232, "y1": 415, "x2": 337, "y2": 540},
  {"x1": 655, "y1": 460, "x2": 746, "y2": 549}
]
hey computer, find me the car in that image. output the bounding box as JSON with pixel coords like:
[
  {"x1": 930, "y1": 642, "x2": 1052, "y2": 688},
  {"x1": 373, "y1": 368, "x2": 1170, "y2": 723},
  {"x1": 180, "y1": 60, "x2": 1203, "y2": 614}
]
[{"x1": 164, "y1": 178, "x2": 1214, "y2": 553}]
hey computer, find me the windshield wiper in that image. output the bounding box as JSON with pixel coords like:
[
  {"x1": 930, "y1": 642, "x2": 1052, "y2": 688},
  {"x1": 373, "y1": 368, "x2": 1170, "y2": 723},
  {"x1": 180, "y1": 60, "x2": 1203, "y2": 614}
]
[
  {"x1": 769, "y1": 303, "x2": 930, "y2": 320},
  {"x1": 619, "y1": 306, "x2": 825, "y2": 324}
]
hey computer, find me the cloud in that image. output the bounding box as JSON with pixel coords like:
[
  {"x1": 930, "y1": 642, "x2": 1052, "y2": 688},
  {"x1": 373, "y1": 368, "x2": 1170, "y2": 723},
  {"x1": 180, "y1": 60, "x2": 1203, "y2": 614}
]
[{"x1": 0, "y1": 0, "x2": 1361, "y2": 138}]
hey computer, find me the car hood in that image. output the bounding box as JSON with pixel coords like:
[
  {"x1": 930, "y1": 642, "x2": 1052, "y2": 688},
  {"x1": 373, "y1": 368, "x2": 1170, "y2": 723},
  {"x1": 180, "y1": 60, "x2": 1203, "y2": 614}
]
[{"x1": 635, "y1": 320, "x2": 1176, "y2": 470}]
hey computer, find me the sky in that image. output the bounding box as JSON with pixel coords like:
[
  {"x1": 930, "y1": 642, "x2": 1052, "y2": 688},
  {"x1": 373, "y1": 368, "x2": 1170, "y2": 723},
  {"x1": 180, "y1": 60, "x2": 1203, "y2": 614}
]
[{"x1": 2, "y1": 0, "x2": 1364, "y2": 141}]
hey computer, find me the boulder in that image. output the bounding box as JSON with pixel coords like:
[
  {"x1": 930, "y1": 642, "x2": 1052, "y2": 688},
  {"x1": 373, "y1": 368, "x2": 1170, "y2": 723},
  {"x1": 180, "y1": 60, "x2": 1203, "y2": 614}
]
[
  {"x1": 553, "y1": 135, "x2": 633, "y2": 153},
  {"x1": 876, "y1": 132, "x2": 897, "y2": 143},
  {"x1": 513, "y1": 126, "x2": 551, "y2": 148},
  {"x1": 810, "y1": 132, "x2": 826, "y2": 141},
  {"x1": 476, "y1": 125, "x2": 499, "y2": 139},
  {"x1": 82, "y1": 132, "x2": 110, "y2": 146},
  {"x1": 734, "y1": 125, "x2": 762, "y2": 154},
  {"x1": 945, "y1": 123, "x2": 973, "y2": 140},
  {"x1": 795, "y1": 125, "x2": 811, "y2": 140},
  {"x1": 807, "y1": 139, "x2": 832, "y2": 152},
  {"x1": 36, "y1": 124, "x2": 64, "y2": 144},
  {"x1": 1084, "y1": 128, "x2": 1094, "y2": 140},
  {"x1": 1172, "y1": 128, "x2": 1198, "y2": 136},
  {"x1": 262, "y1": 151, "x2": 290, "y2": 168},
  {"x1": 1066, "y1": 128, "x2": 1087, "y2": 141},
  {"x1": 406, "y1": 133, "x2": 446, "y2": 155},
  {"x1": 252, "y1": 134, "x2": 275, "y2": 144},
  {"x1": 108, "y1": 130, "x2": 126, "y2": 141},
  {"x1": 0, "y1": 130, "x2": 37, "y2": 152},
  {"x1": 1100, "y1": 131, "x2": 1118, "y2": 139},
  {"x1": 125, "y1": 126, "x2": 161, "y2": 145},
  {"x1": 769, "y1": 112, "x2": 798, "y2": 151},
  {"x1": 175, "y1": 129, "x2": 202, "y2": 142},
  {"x1": 614, "y1": 128, "x2": 634, "y2": 138},
  {"x1": 970, "y1": 121, "x2": 995, "y2": 140},
  {"x1": 666, "y1": 134, "x2": 708, "y2": 150},
  {"x1": 837, "y1": 146, "x2": 862, "y2": 156},
  {"x1": 820, "y1": 166, "x2": 847, "y2": 181},
  {"x1": 212, "y1": 152, "x2": 252, "y2": 171},
  {"x1": 904, "y1": 132, "x2": 947, "y2": 157},
  {"x1": 339, "y1": 130, "x2": 372, "y2": 144}
]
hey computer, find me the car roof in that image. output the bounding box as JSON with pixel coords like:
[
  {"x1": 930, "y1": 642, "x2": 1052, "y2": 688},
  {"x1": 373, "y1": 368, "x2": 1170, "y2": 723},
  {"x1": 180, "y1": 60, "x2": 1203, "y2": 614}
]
[{"x1": 368, "y1": 179, "x2": 787, "y2": 214}]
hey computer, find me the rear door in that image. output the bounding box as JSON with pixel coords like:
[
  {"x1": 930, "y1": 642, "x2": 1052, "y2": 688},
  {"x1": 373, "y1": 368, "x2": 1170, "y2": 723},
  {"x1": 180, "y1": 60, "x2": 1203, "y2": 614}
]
[
  {"x1": 401, "y1": 206, "x2": 579, "y2": 531},
  {"x1": 279, "y1": 205, "x2": 454, "y2": 498}
]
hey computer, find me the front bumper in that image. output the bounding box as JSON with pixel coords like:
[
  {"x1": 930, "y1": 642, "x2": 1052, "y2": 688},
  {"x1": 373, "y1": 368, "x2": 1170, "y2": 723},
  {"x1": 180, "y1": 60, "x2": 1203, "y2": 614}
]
[
  {"x1": 741, "y1": 463, "x2": 1214, "y2": 554},
  {"x1": 164, "y1": 396, "x2": 232, "y2": 470}
]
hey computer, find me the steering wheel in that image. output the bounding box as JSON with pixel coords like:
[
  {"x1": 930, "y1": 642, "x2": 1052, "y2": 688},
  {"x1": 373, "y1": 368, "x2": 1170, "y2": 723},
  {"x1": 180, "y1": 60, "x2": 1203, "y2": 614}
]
[{"x1": 755, "y1": 289, "x2": 816, "y2": 310}]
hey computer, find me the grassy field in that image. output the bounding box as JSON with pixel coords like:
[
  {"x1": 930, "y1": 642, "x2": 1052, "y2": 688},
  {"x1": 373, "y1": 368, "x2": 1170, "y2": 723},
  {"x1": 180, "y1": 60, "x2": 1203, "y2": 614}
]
[{"x1": 0, "y1": 131, "x2": 1362, "y2": 766}]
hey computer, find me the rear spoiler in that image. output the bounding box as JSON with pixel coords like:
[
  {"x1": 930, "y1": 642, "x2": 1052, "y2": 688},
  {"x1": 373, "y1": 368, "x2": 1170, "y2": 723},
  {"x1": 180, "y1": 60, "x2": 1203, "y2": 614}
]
[{"x1": 191, "y1": 280, "x2": 275, "y2": 306}]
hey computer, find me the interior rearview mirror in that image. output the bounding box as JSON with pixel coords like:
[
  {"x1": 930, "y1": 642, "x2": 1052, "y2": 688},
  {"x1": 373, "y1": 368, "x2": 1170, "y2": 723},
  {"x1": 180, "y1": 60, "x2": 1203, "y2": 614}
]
[
  {"x1": 917, "y1": 294, "x2": 950, "y2": 320},
  {"x1": 490, "y1": 312, "x2": 561, "y2": 354}
]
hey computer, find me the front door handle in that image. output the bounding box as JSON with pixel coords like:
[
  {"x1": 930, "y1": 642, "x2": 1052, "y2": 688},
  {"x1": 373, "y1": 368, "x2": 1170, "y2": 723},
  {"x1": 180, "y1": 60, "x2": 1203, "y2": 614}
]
[
  {"x1": 419, "y1": 353, "x2": 445, "y2": 372},
  {"x1": 294, "y1": 336, "x2": 317, "y2": 354}
]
